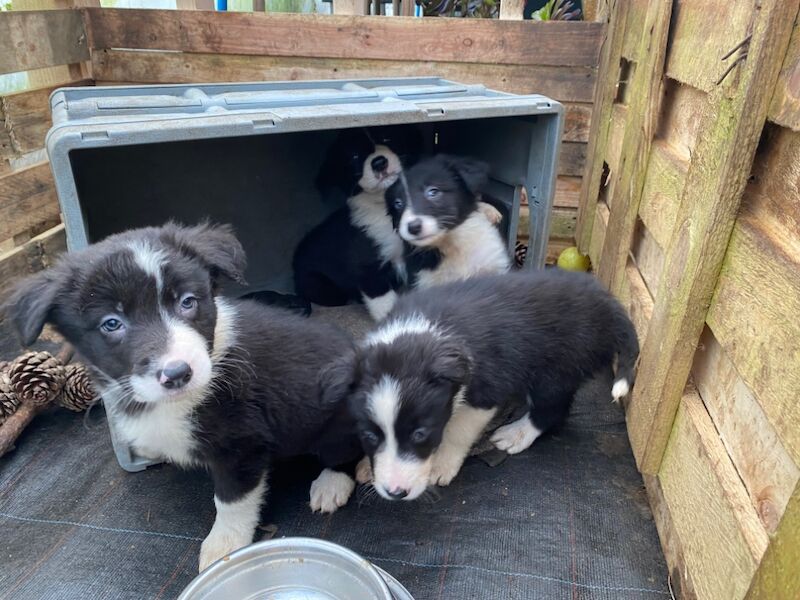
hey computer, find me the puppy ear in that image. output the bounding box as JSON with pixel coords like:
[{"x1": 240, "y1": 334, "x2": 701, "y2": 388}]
[
  {"x1": 169, "y1": 222, "x2": 247, "y2": 285},
  {"x1": 318, "y1": 348, "x2": 360, "y2": 407},
  {"x1": 3, "y1": 268, "x2": 67, "y2": 347},
  {"x1": 429, "y1": 338, "x2": 471, "y2": 385},
  {"x1": 442, "y1": 155, "x2": 490, "y2": 196}
]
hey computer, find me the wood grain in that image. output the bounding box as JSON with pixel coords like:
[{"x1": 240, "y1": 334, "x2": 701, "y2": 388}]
[
  {"x1": 707, "y1": 213, "x2": 800, "y2": 465},
  {"x1": 665, "y1": 0, "x2": 753, "y2": 93},
  {"x1": 587, "y1": 199, "x2": 609, "y2": 269},
  {"x1": 0, "y1": 10, "x2": 89, "y2": 76},
  {"x1": 769, "y1": 20, "x2": 800, "y2": 131},
  {"x1": 596, "y1": 0, "x2": 672, "y2": 297},
  {"x1": 518, "y1": 205, "x2": 576, "y2": 241},
  {"x1": 553, "y1": 176, "x2": 581, "y2": 209},
  {"x1": 576, "y1": 0, "x2": 629, "y2": 251},
  {"x1": 692, "y1": 326, "x2": 800, "y2": 534},
  {"x1": 0, "y1": 162, "x2": 61, "y2": 246},
  {"x1": 625, "y1": 258, "x2": 653, "y2": 345},
  {"x1": 0, "y1": 224, "x2": 66, "y2": 307},
  {"x1": 654, "y1": 77, "x2": 709, "y2": 163},
  {"x1": 659, "y1": 390, "x2": 769, "y2": 600},
  {"x1": 630, "y1": 219, "x2": 664, "y2": 298},
  {"x1": 637, "y1": 140, "x2": 687, "y2": 250},
  {"x1": 628, "y1": 0, "x2": 799, "y2": 473},
  {"x1": 84, "y1": 9, "x2": 605, "y2": 68}
]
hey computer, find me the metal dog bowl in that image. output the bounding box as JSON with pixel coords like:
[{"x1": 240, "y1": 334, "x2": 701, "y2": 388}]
[{"x1": 178, "y1": 538, "x2": 413, "y2": 600}]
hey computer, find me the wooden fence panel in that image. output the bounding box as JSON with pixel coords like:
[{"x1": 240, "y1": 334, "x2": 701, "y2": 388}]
[{"x1": 0, "y1": 10, "x2": 89, "y2": 76}]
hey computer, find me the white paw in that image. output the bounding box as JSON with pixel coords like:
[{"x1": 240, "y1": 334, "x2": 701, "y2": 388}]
[
  {"x1": 490, "y1": 416, "x2": 542, "y2": 455},
  {"x1": 310, "y1": 469, "x2": 355, "y2": 514},
  {"x1": 429, "y1": 447, "x2": 465, "y2": 487},
  {"x1": 199, "y1": 529, "x2": 251, "y2": 572},
  {"x1": 355, "y1": 456, "x2": 373, "y2": 485},
  {"x1": 478, "y1": 202, "x2": 503, "y2": 226}
]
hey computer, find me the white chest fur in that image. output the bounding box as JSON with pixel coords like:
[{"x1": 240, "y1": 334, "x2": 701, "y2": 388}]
[
  {"x1": 415, "y1": 211, "x2": 510, "y2": 288},
  {"x1": 348, "y1": 192, "x2": 404, "y2": 269},
  {"x1": 115, "y1": 400, "x2": 200, "y2": 467}
]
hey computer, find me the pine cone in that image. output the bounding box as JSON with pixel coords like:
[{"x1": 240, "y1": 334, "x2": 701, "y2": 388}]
[
  {"x1": 8, "y1": 351, "x2": 66, "y2": 407},
  {"x1": 0, "y1": 366, "x2": 21, "y2": 425},
  {"x1": 58, "y1": 364, "x2": 97, "y2": 412}
]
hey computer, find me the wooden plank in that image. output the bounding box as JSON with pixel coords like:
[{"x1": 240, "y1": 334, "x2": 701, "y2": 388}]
[
  {"x1": 0, "y1": 224, "x2": 66, "y2": 307},
  {"x1": 637, "y1": 140, "x2": 687, "y2": 250},
  {"x1": 769, "y1": 21, "x2": 800, "y2": 130},
  {"x1": 84, "y1": 9, "x2": 605, "y2": 68},
  {"x1": 576, "y1": 0, "x2": 630, "y2": 252},
  {"x1": 625, "y1": 258, "x2": 653, "y2": 345},
  {"x1": 605, "y1": 103, "x2": 627, "y2": 175},
  {"x1": 553, "y1": 175, "x2": 581, "y2": 209},
  {"x1": 659, "y1": 390, "x2": 770, "y2": 600},
  {"x1": 745, "y1": 482, "x2": 800, "y2": 600},
  {"x1": 587, "y1": 200, "x2": 609, "y2": 269},
  {"x1": 557, "y1": 141, "x2": 586, "y2": 177},
  {"x1": 693, "y1": 326, "x2": 800, "y2": 534},
  {"x1": 0, "y1": 162, "x2": 60, "y2": 245},
  {"x1": 518, "y1": 205, "x2": 576, "y2": 241},
  {"x1": 665, "y1": 0, "x2": 753, "y2": 93},
  {"x1": 630, "y1": 219, "x2": 664, "y2": 297},
  {"x1": 0, "y1": 10, "x2": 89, "y2": 76},
  {"x1": 707, "y1": 213, "x2": 800, "y2": 465},
  {"x1": 628, "y1": 0, "x2": 800, "y2": 474},
  {"x1": 621, "y1": 0, "x2": 648, "y2": 61},
  {"x1": 596, "y1": 0, "x2": 672, "y2": 297},
  {"x1": 654, "y1": 77, "x2": 709, "y2": 163},
  {"x1": 499, "y1": 0, "x2": 525, "y2": 20},
  {"x1": 91, "y1": 49, "x2": 598, "y2": 105},
  {"x1": 643, "y1": 473, "x2": 698, "y2": 600},
  {"x1": 332, "y1": 0, "x2": 368, "y2": 14}
]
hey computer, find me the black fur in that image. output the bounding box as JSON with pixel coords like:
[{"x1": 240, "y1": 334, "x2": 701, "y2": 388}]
[{"x1": 331, "y1": 269, "x2": 639, "y2": 465}]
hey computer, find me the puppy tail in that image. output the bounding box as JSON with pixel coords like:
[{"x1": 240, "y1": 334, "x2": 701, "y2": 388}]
[{"x1": 611, "y1": 308, "x2": 639, "y2": 404}]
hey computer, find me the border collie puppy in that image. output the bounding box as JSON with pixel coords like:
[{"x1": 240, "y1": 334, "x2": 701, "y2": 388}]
[
  {"x1": 386, "y1": 155, "x2": 511, "y2": 289},
  {"x1": 322, "y1": 270, "x2": 639, "y2": 501},
  {"x1": 293, "y1": 125, "x2": 423, "y2": 321},
  {"x1": 4, "y1": 223, "x2": 362, "y2": 571}
]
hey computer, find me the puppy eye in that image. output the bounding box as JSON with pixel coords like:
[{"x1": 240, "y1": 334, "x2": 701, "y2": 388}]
[
  {"x1": 180, "y1": 295, "x2": 198, "y2": 311},
  {"x1": 411, "y1": 428, "x2": 429, "y2": 445},
  {"x1": 393, "y1": 197, "x2": 404, "y2": 210},
  {"x1": 425, "y1": 187, "x2": 441, "y2": 200},
  {"x1": 361, "y1": 430, "x2": 381, "y2": 448},
  {"x1": 100, "y1": 317, "x2": 124, "y2": 334}
]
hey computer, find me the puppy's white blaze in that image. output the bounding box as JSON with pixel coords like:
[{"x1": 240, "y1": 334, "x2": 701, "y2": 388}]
[
  {"x1": 398, "y1": 206, "x2": 441, "y2": 245},
  {"x1": 366, "y1": 313, "x2": 438, "y2": 347},
  {"x1": 362, "y1": 290, "x2": 398, "y2": 322},
  {"x1": 128, "y1": 241, "x2": 167, "y2": 293},
  {"x1": 199, "y1": 477, "x2": 266, "y2": 572},
  {"x1": 348, "y1": 191, "x2": 404, "y2": 267},
  {"x1": 611, "y1": 378, "x2": 630, "y2": 403},
  {"x1": 366, "y1": 376, "x2": 431, "y2": 501},
  {"x1": 358, "y1": 144, "x2": 402, "y2": 192},
  {"x1": 211, "y1": 297, "x2": 238, "y2": 361}
]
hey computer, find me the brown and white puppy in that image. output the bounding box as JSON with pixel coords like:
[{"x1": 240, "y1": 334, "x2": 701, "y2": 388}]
[{"x1": 3, "y1": 223, "x2": 362, "y2": 572}]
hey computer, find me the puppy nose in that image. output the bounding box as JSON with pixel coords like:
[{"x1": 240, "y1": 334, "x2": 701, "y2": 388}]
[
  {"x1": 406, "y1": 219, "x2": 423, "y2": 236},
  {"x1": 371, "y1": 155, "x2": 388, "y2": 174},
  {"x1": 386, "y1": 487, "x2": 408, "y2": 500},
  {"x1": 158, "y1": 361, "x2": 193, "y2": 389}
]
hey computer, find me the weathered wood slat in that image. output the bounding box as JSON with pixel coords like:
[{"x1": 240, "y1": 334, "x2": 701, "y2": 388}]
[
  {"x1": 596, "y1": 0, "x2": 672, "y2": 296},
  {"x1": 692, "y1": 326, "x2": 800, "y2": 534},
  {"x1": 621, "y1": 0, "x2": 648, "y2": 61},
  {"x1": 0, "y1": 224, "x2": 66, "y2": 307},
  {"x1": 745, "y1": 482, "x2": 800, "y2": 599},
  {"x1": 553, "y1": 176, "x2": 581, "y2": 209},
  {"x1": 628, "y1": 0, "x2": 799, "y2": 473},
  {"x1": 557, "y1": 142, "x2": 587, "y2": 177},
  {"x1": 654, "y1": 78, "x2": 708, "y2": 163},
  {"x1": 84, "y1": 9, "x2": 604, "y2": 68},
  {"x1": 587, "y1": 200, "x2": 608, "y2": 269},
  {"x1": 625, "y1": 258, "x2": 653, "y2": 345},
  {"x1": 0, "y1": 162, "x2": 60, "y2": 245},
  {"x1": 637, "y1": 140, "x2": 687, "y2": 250},
  {"x1": 91, "y1": 49, "x2": 598, "y2": 104},
  {"x1": 576, "y1": 0, "x2": 629, "y2": 251},
  {"x1": 630, "y1": 219, "x2": 664, "y2": 297},
  {"x1": 707, "y1": 213, "x2": 800, "y2": 465},
  {"x1": 769, "y1": 21, "x2": 800, "y2": 130},
  {"x1": 518, "y1": 205, "x2": 576, "y2": 241},
  {"x1": 0, "y1": 10, "x2": 89, "y2": 76},
  {"x1": 664, "y1": 0, "x2": 753, "y2": 93},
  {"x1": 659, "y1": 391, "x2": 769, "y2": 600},
  {"x1": 604, "y1": 103, "x2": 627, "y2": 178}
]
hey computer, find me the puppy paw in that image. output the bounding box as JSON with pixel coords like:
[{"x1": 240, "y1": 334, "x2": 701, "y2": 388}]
[
  {"x1": 355, "y1": 456, "x2": 373, "y2": 485},
  {"x1": 490, "y1": 417, "x2": 542, "y2": 455},
  {"x1": 310, "y1": 469, "x2": 355, "y2": 514},
  {"x1": 429, "y1": 448, "x2": 465, "y2": 487},
  {"x1": 199, "y1": 529, "x2": 251, "y2": 572},
  {"x1": 477, "y1": 202, "x2": 503, "y2": 226}
]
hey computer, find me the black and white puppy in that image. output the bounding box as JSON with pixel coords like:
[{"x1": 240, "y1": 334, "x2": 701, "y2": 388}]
[
  {"x1": 293, "y1": 126, "x2": 423, "y2": 321},
  {"x1": 386, "y1": 155, "x2": 511, "y2": 289},
  {"x1": 4, "y1": 223, "x2": 362, "y2": 571},
  {"x1": 322, "y1": 270, "x2": 639, "y2": 501}
]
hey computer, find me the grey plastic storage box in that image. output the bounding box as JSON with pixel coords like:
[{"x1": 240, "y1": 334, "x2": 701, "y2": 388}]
[{"x1": 46, "y1": 77, "x2": 564, "y2": 472}]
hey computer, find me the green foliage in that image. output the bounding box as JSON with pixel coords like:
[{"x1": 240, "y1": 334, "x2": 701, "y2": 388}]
[
  {"x1": 531, "y1": 0, "x2": 581, "y2": 20},
  {"x1": 417, "y1": 0, "x2": 498, "y2": 18}
]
